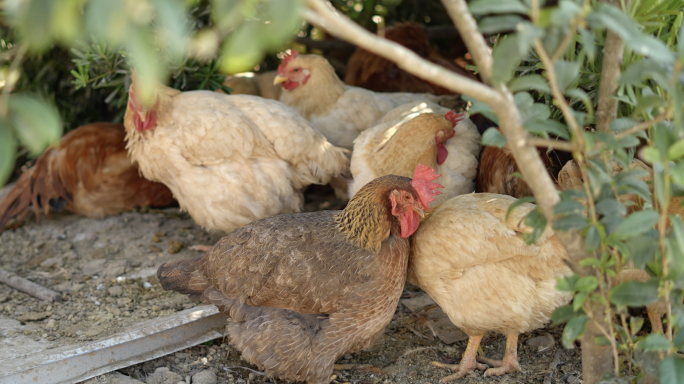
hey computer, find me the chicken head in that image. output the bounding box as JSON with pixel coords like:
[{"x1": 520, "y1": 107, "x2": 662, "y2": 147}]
[
  {"x1": 389, "y1": 164, "x2": 443, "y2": 238},
  {"x1": 273, "y1": 50, "x2": 311, "y2": 90},
  {"x1": 127, "y1": 74, "x2": 159, "y2": 133}
]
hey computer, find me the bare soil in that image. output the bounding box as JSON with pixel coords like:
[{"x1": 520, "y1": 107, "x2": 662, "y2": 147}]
[{"x1": 0, "y1": 185, "x2": 583, "y2": 384}]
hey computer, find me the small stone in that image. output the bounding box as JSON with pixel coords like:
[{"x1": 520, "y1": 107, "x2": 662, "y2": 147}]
[
  {"x1": 344, "y1": 354, "x2": 352, "y2": 360},
  {"x1": 152, "y1": 235, "x2": 161, "y2": 243},
  {"x1": 46, "y1": 319, "x2": 57, "y2": 329},
  {"x1": 566, "y1": 375, "x2": 577, "y2": 383},
  {"x1": 168, "y1": 240, "x2": 184, "y2": 254},
  {"x1": 191, "y1": 370, "x2": 217, "y2": 384},
  {"x1": 96, "y1": 283, "x2": 106, "y2": 291},
  {"x1": 526, "y1": 333, "x2": 555, "y2": 353},
  {"x1": 18, "y1": 311, "x2": 52, "y2": 322},
  {"x1": 143, "y1": 281, "x2": 153, "y2": 289},
  {"x1": 41, "y1": 257, "x2": 62, "y2": 268},
  {"x1": 108, "y1": 286, "x2": 124, "y2": 297},
  {"x1": 175, "y1": 352, "x2": 191, "y2": 359},
  {"x1": 117, "y1": 297, "x2": 132, "y2": 306},
  {"x1": 150, "y1": 245, "x2": 163, "y2": 253},
  {"x1": 147, "y1": 367, "x2": 183, "y2": 384},
  {"x1": 155, "y1": 232, "x2": 167, "y2": 237}
]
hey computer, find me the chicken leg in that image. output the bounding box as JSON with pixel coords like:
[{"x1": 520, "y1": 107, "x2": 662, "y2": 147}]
[
  {"x1": 475, "y1": 334, "x2": 522, "y2": 376},
  {"x1": 430, "y1": 335, "x2": 489, "y2": 382}
]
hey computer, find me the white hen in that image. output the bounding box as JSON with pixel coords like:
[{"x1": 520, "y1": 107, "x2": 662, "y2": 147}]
[{"x1": 124, "y1": 77, "x2": 349, "y2": 234}]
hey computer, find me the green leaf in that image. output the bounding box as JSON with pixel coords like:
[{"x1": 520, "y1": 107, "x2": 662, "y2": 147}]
[
  {"x1": 639, "y1": 333, "x2": 670, "y2": 352},
  {"x1": 660, "y1": 355, "x2": 684, "y2": 384},
  {"x1": 668, "y1": 139, "x2": 684, "y2": 160},
  {"x1": 595, "y1": 199, "x2": 627, "y2": 217},
  {"x1": 469, "y1": 0, "x2": 528, "y2": 15},
  {"x1": 557, "y1": 274, "x2": 579, "y2": 292},
  {"x1": 630, "y1": 316, "x2": 644, "y2": 335},
  {"x1": 126, "y1": 26, "x2": 165, "y2": 106},
  {"x1": 562, "y1": 314, "x2": 587, "y2": 349},
  {"x1": 671, "y1": 217, "x2": 684, "y2": 258},
  {"x1": 505, "y1": 196, "x2": 535, "y2": 221},
  {"x1": 464, "y1": 96, "x2": 499, "y2": 125},
  {"x1": 508, "y1": 75, "x2": 551, "y2": 94},
  {"x1": 575, "y1": 276, "x2": 599, "y2": 293},
  {"x1": 523, "y1": 208, "x2": 547, "y2": 244},
  {"x1": 492, "y1": 33, "x2": 535, "y2": 85},
  {"x1": 479, "y1": 15, "x2": 525, "y2": 34},
  {"x1": 481, "y1": 128, "x2": 507, "y2": 148},
  {"x1": 565, "y1": 88, "x2": 594, "y2": 117},
  {"x1": 219, "y1": 20, "x2": 266, "y2": 74},
  {"x1": 610, "y1": 117, "x2": 639, "y2": 133},
  {"x1": 524, "y1": 119, "x2": 570, "y2": 140},
  {"x1": 554, "y1": 199, "x2": 585, "y2": 216},
  {"x1": 613, "y1": 210, "x2": 659, "y2": 238},
  {"x1": 609, "y1": 279, "x2": 660, "y2": 306},
  {"x1": 625, "y1": 233, "x2": 659, "y2": 269},
  {"x1": 551, "y1": 305, "x2": 578, "y2": 325},
  {"x1": 11, "y1": 0, "x2": 56, "y2": 52},
  {"x1": 675, "y1": 329, "x2": 684, "y2": 349},
  {"x1": 0, "y1": 121, "x2": 17, "y2": 186},
  {"x1": 8, "y1": 95, "x2": 63, "y2": 156},
  {"x1": 84, "y1": 0, "x2": 130, "y2": 45},
  {"x1": 588, "y1": 4, "x2": 674, "y2": 64},
  {"x1": 585, "y1": 225, "x2": 600, "y2": 253},
  {"x1": 578, "y1": 27, "x2": 596, "y2": 62},
  {"x1": 553, "y1": 214, "x2": 588, "y2": 232},
  {"x1": 573, "y1": 292, "x2": 588, "y2": 311},
  {"x1": 554, "y1": 60, "x2": 580, "y2": 92},
  {"x1": 150, "y1": 0, "x2": 191, "y2": 58}
]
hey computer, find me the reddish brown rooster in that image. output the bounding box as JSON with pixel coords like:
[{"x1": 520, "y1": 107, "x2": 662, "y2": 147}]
[
  {"x1": 0, "y1": 122, "x2": 175, "y2": 232},
  {"x1": 344, "y1": 22, "x2": 477, "y2": 95},
  {"x1": 157, "y1": 165, "x2": 443, "y2": 384}
]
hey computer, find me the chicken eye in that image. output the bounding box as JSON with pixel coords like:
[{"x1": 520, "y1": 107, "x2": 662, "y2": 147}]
[{"x1": 293, "y1": 68, "x2": 300, "y2": 72}]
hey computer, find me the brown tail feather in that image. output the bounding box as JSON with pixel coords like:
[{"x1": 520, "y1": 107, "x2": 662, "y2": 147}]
[
  {"x1": 0, "y1": 146, "x2": 66, "y2": 233},
  {"x1": 157, "y1": 256, "x2": 208, "y2": 296}
]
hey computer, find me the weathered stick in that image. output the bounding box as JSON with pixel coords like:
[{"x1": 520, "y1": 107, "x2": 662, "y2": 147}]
[{"x1": 0, "y1": 268, "x2": 62, "y2": 302}]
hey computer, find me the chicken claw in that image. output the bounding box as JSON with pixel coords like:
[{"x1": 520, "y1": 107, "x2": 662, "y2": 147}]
[
  {"x1": 430, "y1": 335, "x2": 488, "y2": 382},
  {"x1": 476, "y1": 334, "x2": 523, "y2": 377}
]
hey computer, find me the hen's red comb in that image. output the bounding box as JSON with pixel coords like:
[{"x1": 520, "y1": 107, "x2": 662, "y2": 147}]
[
  {"x1": 444, "y1": 111, "x2": 464, "y2": 127},
  {"x1": 278, "y1": 50, "x2": 299, "y2": 73},
  {"x1": 411, "y1": 164, "x2": 443, "y2": 210}
]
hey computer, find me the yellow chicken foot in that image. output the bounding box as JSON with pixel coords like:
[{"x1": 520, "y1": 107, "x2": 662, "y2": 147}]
[
  {"x1": 189, "y1": 244, "x2": 213, "y2": 252},
  {"x1": 475, "y1": 334, "x2": 522, "y2": 377},
  {"x1": 430, "y1": 335, "x2": 488, "y2": 383}
]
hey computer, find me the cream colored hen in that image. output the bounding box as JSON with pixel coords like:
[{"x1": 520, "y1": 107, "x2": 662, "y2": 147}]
[
  {"x1": 348, "y1": 102, "x2": 480, "y2": 206},
  {"x1": 409, "y1": 193, "x2": 572, "y2": 381},
  {"x1": 124, "y1": 75, "x2": 349, "y2": 235},
  {"x1": 274, "y1": 51, "x2": 452, "y2": 150}
]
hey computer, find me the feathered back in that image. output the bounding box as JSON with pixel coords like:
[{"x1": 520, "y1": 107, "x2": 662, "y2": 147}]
[
  {"x1": 0, "y1": 122, "x2": 175, "y2": 233},
  {"x1": 344, "y1": 22, "x2": 476, "y2": 95}
]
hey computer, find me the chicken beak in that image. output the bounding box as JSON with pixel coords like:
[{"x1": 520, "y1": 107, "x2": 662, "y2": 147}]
[
  {"x1": 137, "y1": 110, "x2": 147, "y2": 123},
  {"x1": 412, "y1": 205, "x2": 426, "y2": 219},
  {"x1": 273, "y1": 75, "x2": 287, "y2": 85}
]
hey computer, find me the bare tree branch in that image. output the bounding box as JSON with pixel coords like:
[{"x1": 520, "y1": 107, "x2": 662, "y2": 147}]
[
  {"x1": 527, "y1": 138, "x2": 575, "y2": 152},
  {"x1": 441, "y1": 0, "x2": 493, "y2": 85},
  {"x1": 614, "y1": 110, "x2": 671, "y2": 139},
  {"x1": 595, "y1": 0, "x2": 627, "y2": 132},
  {"x1": 302, "y1": 0, "x2": 501, "y2": 106},
  {"x1": 533, "y1": 40, "x2": 585, "y2": 146}
]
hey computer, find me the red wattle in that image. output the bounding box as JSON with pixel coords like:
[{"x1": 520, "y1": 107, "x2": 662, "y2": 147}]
[
  {"x1": 400, "y1": 211, "x2": 420, "y2": 238},
  {"x1": 436, "y1": 138, "x2": 448, "y2": 165},
  {"x1": 282, "y1": 80, "x2": 299, "y2": 90}
]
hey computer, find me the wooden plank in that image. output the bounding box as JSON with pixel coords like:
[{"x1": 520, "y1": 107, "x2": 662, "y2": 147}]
[{"x1": 0, "y1": 305, "x2": 227, "y2": 384}]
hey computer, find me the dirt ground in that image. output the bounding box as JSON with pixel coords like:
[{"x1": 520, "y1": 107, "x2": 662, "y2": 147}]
[{"x1": 0, "y1": 185, "x2": 583, "y2": 384}]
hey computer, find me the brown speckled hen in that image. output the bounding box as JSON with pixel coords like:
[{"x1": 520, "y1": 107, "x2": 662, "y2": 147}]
[
  {"x1": 0, "y1": 122, "x2": 175, "y2": 233},
  {"x1": 157, "y1": 165, "x2": 443, "y2": 384}
]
